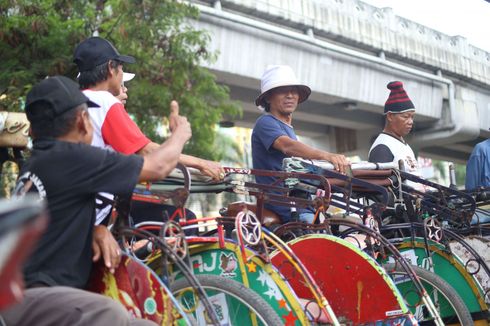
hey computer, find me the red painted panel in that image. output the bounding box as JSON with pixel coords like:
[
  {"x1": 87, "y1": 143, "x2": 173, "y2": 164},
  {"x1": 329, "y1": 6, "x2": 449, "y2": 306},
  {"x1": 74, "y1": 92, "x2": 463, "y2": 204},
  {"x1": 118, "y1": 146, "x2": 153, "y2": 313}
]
[
  {"x1": 87, "y1": 255, "x2": 175, "y2": 323},
  {"x1": 271, "y1": 236, "x2": 404, "y2": 324}
]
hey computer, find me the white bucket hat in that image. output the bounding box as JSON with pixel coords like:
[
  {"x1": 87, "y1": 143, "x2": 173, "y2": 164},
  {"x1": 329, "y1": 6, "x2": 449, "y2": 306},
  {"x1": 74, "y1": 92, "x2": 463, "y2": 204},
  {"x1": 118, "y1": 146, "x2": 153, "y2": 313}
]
[{"x1": 255, "y1": 65, "x2": 311, "y2": 109}]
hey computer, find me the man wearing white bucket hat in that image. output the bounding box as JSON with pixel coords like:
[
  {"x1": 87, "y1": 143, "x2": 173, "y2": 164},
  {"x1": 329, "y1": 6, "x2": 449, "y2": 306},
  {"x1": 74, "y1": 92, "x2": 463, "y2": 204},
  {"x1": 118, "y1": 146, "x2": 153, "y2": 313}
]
[{"x1": 252, "y1": 65, "x2": 349, "y2": 223}]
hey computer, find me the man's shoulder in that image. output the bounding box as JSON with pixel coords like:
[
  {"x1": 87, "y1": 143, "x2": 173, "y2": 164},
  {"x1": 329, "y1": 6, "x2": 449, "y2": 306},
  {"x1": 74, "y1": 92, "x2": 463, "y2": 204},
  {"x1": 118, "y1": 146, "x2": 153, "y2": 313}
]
[
  {"x1": 373, "y1": 132, "x2": 398, "y2": 143},
  {"x1": 474, "y1": 139, "x2": 490, "y2": 152},
  {"x1": 369, "y1": 133, "x2": 387, "y2": 151},
  {"x1": 83, "y1": 89, "x2": 120, "y2": 109},
  {"x1": 35, "y1": 140, "x2": 114, "y2": 162},
  {"x1": 54, "y1": 140, "x2": 97, "y2": 150},
  {"x1": 253, "y1": 114, "x2": 290, "y2": 131},
  {"x1": 370, "y1": 133, "x2": 407, "y2": 150},
  {"x1": 45, "y1": 141, "x2": 142, "y2": 175},
  {"x1": 368, "y1": 143, "x2": 394, "y2": 163},
  {"x1": 254, "y1": 114, "x2": 275, "y2": 125}
]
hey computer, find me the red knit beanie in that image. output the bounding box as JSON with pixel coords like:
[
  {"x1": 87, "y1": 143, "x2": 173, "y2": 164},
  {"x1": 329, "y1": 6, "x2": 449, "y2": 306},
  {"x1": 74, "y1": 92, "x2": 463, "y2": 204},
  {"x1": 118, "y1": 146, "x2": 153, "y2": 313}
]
[{"x1": 384, "y1": 81, "x2": 415, "y2": 114}]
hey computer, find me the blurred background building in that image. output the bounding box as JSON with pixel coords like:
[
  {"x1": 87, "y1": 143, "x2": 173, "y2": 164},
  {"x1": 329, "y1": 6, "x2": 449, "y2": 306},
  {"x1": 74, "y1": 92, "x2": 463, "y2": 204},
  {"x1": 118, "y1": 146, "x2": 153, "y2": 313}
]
[{"x1": 188, "y1": 0, "x2": 490, "y2": 214}]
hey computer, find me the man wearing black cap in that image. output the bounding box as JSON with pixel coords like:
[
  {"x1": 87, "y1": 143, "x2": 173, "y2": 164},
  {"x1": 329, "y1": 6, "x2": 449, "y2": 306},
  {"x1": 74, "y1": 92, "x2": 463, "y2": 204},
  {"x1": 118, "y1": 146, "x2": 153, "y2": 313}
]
[
  {"x1": 368, "y1": 81, "x2": 419, "y2": 176},
  {"x1": 0, "y1": 76, "x2": 190, "y2": 325},
  {"x1": 73, "y1": 36, "x2": 223, "y2": 226}
]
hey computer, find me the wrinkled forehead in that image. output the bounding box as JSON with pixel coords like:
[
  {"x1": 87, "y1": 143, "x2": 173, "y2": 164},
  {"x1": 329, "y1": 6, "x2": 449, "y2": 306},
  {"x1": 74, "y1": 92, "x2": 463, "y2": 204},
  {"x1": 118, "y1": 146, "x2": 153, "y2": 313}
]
[
  {"x1": 399, "y1": 110, "x2": 415, "y2": 117},
  {"x1": 390, "y1": 110, "x2": 416, "y2": 118}
]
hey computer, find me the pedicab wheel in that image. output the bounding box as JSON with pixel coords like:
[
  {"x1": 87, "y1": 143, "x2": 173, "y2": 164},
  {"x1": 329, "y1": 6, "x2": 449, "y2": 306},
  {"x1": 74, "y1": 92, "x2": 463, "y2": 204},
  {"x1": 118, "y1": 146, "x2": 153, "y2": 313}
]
[
  {"x1": 171, "y1": 274, "x2": 283, "y2": 326},
  {"x1": 384, "y1": 263, "x2": 474, "y2": 326}
]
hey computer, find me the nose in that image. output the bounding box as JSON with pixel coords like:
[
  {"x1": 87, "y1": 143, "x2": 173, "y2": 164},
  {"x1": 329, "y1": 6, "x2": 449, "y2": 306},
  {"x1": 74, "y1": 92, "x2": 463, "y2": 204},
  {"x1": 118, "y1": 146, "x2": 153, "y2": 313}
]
[{"x1": 285, "y1": 89, "x2": 298, "y2": 98}]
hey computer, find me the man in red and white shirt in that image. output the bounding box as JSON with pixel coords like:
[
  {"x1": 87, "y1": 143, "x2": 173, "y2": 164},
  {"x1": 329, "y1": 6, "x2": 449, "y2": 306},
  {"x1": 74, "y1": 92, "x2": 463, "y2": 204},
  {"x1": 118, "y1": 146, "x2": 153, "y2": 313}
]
[{"x1": 73, "y1": 37, "x2": 224, "y2": 225}]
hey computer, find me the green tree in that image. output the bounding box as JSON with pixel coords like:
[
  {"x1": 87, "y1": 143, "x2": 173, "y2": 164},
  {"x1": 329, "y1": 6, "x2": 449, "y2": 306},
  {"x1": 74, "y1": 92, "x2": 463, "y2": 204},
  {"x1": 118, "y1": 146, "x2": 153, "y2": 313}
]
[{"x1": 0, "y1": 0, "x2": 240, "y2": 160}]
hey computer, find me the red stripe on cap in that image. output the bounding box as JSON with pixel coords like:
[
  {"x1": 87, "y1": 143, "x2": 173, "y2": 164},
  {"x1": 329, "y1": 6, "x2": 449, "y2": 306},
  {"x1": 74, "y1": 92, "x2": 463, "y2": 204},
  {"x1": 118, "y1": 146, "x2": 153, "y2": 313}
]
[
  {"x1": 387, "y1": 81, "x2": 403, "y2": 90},
  {"x1": 385, "y1": 98, "x2": 413, "y2": 104},
  {"x1": 387, "y1": 94, "x2": 410, "y2": 100}
]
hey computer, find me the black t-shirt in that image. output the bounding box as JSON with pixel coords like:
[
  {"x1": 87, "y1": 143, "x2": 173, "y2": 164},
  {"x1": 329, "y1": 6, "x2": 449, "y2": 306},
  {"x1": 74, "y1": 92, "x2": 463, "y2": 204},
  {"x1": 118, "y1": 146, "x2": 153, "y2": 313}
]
[{"x1": 14, "y1": 139, "x2": 143, "y2": 289}]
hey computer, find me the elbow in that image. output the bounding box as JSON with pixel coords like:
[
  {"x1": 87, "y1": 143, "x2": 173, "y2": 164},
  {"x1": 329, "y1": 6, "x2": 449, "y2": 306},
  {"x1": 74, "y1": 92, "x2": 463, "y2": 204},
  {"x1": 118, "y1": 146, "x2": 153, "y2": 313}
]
[
  {"x1": 276, "y1": 139, "x2": 298, "y2": 157},
  {"x1": 142, "y1": 158, "x2": 178, "y2": 182},
  {"x1": 155, "y1": 160, "x2": 178, "y2": 180},
  {"x1": 281, "y1": 145, "x2": 295, "y2": 157}
]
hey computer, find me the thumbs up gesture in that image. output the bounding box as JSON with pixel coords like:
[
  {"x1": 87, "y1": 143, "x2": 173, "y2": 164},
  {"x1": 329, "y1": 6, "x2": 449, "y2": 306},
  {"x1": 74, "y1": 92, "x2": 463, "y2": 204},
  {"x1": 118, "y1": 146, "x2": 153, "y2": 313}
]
[{"x1": 169, "y1": 100, "x2": 179, "y2": 133}]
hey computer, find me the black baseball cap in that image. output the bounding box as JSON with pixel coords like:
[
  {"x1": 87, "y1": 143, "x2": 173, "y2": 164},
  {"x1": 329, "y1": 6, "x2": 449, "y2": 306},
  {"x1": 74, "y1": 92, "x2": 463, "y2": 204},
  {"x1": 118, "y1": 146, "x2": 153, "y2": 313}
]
[
  {"x1": 25, "y1": 76, "x2": 99, "y2": 120},
  {"x1": 73, "y1": 37, "x2": 135, "y2": 72}
]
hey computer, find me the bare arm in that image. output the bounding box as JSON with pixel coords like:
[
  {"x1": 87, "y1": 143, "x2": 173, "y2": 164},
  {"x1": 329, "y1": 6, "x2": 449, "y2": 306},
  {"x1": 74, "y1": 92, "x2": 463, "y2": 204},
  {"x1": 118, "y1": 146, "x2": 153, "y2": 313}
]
[
  {"x1": 137, "y1": 144, "x2": 224, "y2": 181},
  {"x1": 136, "y1": 141, "x2": 159, "y2": 156},
  {"x1": 136, "y1": 98, "x2": 224, "y2": 181},
  {"x1": 138, "y1": 116, "x2": 192, "y2": 182},
  {"x1": 179, "y1": 154, "x2": 224, "y2": 181},
  {"x1": 273, "y1": 135, "x2": 350, "y2": 173}
]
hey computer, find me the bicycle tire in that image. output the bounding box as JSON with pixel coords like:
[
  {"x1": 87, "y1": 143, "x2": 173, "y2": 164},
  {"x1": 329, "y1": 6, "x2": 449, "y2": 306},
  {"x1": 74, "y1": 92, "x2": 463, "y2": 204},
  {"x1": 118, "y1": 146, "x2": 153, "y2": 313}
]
[
  {"x1": 171, "y1": 274, "x2": 283, "y2": 326},
  {"x1": 384, "y1": 263, "x2": 474, "y2": 325}
]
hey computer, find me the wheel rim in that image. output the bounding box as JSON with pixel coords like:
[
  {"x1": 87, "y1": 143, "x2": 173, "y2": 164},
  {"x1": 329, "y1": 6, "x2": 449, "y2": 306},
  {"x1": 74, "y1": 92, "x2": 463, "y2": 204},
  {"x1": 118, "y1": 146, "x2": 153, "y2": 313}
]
[{"x1": 174, "y1": 285, "x2": 271, "y2": 325}]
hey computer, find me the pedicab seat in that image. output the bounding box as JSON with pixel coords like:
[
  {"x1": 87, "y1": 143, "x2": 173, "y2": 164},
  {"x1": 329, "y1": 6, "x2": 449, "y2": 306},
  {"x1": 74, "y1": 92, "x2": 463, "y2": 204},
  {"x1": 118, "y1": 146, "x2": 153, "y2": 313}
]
[
  {"x1": 225, "y1": 201, "x2": 281, "y2": 227},
  {"x1": 326, "y1": 169, "x2": 395, "y2": 191},
  {"x1": 283, "y1": 157, "x2": 396, "y2": 193}
]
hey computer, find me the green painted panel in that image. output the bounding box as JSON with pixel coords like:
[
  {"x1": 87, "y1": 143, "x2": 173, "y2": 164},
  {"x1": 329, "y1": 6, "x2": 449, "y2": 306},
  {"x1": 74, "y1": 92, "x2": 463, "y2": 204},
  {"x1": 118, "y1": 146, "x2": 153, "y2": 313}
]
[
  {"x1": 184, "y1": 247, "x2": 304, "y2": 325},
  {"x1": 390, "y1": 238, "x2": 485, "y2": 313}
]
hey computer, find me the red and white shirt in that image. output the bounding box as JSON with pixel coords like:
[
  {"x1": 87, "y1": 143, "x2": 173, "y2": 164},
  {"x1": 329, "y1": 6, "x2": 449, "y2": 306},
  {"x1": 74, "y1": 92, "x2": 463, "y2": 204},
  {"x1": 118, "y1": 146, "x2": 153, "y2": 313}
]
[
  {"x1": 83, "y1": 89, "x2": 150, "y2": 155},
  {"x1": 83, "y1": 89, "x2": 150, "y2": 224}
]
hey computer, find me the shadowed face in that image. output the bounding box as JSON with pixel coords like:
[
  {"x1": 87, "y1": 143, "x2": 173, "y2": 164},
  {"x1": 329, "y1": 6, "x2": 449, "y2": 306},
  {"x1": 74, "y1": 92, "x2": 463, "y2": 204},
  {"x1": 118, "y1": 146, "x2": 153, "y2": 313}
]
[
  {"x1": 266, "y1": 86, "x2": 300, "y2": 116},
  {"x1": 116, "y1": 85, "x2": 128, "y2": 104},
  {"x1": 108, "y1": 61, "x2": 124, "y2": 97}
]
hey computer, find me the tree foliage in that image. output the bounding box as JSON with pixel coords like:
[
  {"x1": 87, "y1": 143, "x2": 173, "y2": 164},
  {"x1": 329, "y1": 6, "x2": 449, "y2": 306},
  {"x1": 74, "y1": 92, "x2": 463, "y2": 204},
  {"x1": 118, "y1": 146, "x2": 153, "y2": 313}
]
[{"x1": 0, "y1": 0, "x2": 240, "y2": 160}]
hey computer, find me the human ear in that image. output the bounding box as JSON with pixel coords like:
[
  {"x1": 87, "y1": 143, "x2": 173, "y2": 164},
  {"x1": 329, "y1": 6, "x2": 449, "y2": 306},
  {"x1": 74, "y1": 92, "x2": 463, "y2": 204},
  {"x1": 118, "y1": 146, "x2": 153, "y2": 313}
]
[
  {"x1": 78, "y1": 110, "x2": 90, "y2": 133},
  {"x1": 106, "y1": 62, "x2": 114, "y2": 78},
  {"x1": 386, "y1": 112, "x2": 393, "y2": 123},
  {"x1": 76, "y1": 110, "x2": 86, "y2": 133}
]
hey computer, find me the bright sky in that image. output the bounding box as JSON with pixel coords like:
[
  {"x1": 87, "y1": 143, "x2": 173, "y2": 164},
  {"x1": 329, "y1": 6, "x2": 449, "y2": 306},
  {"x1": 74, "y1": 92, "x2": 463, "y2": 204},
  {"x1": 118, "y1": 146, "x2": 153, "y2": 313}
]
[{"x1": 361, "y1": 0, "x2": 490, "y2": 52}]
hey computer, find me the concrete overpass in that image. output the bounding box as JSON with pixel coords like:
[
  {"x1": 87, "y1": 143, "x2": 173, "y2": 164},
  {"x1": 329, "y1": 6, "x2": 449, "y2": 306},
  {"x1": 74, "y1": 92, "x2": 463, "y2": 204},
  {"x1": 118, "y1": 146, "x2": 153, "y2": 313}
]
[{"x1": 190, "y1": 0, "x2": 490, "y2": 163}]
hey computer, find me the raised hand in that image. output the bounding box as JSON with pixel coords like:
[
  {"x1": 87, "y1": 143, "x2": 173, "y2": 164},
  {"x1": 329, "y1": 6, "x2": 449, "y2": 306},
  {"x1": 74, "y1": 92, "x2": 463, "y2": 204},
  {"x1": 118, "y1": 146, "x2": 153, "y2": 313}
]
[
  {"x1": 172, "y1": 115, "x2": 192, "y2": 144},
  {"x1": 169, "y1": 100, "x2": 179, "y2": 132}
]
